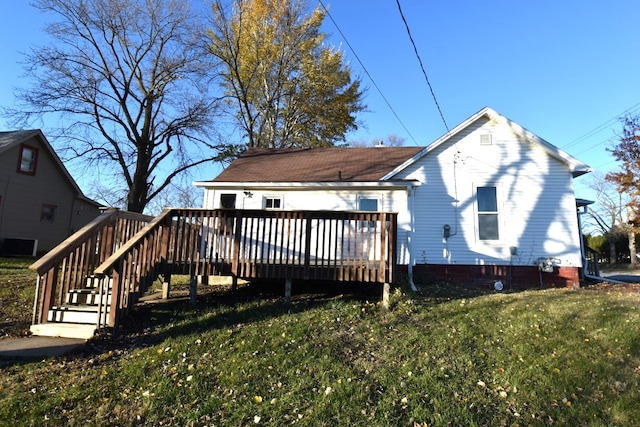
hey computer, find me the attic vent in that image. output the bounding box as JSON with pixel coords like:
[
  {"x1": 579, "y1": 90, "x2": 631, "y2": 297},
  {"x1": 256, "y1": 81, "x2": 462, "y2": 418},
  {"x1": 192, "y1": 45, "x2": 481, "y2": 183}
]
[{"x1": 480, "y1": 134, "x2": 492, "y2": 146}]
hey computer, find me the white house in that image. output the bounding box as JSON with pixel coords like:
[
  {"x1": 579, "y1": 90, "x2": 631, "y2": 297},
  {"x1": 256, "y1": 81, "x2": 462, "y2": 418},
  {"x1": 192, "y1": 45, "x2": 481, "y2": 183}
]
[{"x1": 195, "y1": 107, "x2": 591, "y2": 288}]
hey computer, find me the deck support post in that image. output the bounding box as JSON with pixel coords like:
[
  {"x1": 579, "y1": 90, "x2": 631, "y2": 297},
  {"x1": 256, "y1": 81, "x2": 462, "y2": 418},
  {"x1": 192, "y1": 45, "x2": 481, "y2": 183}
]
[
  {"x1": 285, "y1": 278, "x2": 292, "y2": 303},
  {"x1": 189, "y1": 277, "x2": 197, "y2": 305},
  {"x1": 162, "y1": 273, "x2": 172, "y2": 300},
  {"x1": 382, "y1": 282, "x2": 390, "y2": 309}
]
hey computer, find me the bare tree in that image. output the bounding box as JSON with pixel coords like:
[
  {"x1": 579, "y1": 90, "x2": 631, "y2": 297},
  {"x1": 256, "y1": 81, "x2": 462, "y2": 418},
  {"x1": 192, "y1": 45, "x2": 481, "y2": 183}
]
[
  {"x1": 586, "y1": 172, "x2": 635, "y2": 264},
  {"x1": 348, "y1": 135, "x2": 407, "y2": 147},
  {"x1": 5, "y1": 0, "x2": 226, "y2": 213}
]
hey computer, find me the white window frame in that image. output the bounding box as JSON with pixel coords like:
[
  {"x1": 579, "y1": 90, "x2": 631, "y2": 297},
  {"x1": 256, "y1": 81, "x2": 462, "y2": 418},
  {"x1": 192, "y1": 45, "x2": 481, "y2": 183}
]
[
  {"x1": 475, "y1": 185, "x2": 500, "y2": 241},
  {"x1": 264, "y1": 195, "x2": 283, "y2": 210},
  {"x1": 358, "y1": 195, "x2": 381, "y2": 230},
  {"x1": 18, "y1": 144, "x2": 38, "y2": 175}
]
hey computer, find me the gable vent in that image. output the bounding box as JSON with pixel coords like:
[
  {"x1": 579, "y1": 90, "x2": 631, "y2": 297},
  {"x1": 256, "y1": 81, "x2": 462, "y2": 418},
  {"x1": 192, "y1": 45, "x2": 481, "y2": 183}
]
[{"x1": 480, "y1": 134, "x2": 492, "y2": 146}]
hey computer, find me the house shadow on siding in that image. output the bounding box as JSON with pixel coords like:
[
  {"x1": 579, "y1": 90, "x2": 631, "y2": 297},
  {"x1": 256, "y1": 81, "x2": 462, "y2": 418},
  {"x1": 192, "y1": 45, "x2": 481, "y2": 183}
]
[{"x1": 412, "y1": 115, "x2": 580, "y2": 289}]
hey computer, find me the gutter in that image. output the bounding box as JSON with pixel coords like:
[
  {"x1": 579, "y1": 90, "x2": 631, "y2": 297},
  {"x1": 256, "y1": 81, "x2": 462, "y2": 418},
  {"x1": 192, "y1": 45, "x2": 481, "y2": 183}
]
[{"x1": 192, "y1": 180, "x2": 420, "y2": 190}]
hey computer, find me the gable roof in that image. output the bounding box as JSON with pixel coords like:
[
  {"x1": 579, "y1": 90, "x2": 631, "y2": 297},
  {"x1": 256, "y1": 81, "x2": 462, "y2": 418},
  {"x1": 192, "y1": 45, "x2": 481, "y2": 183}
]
[
  {"x1": 205, "y1": 107, "x2": 591, "y2": 185},
  {"x1": 384, "y1": 107, "x2": 591, "y2": 179},
  {"x1": 0, "y1": 129, "x2": 100, "y2": 205},
  {"x1": 211, "y1": 147, "x2": 424, "y2": 183}
]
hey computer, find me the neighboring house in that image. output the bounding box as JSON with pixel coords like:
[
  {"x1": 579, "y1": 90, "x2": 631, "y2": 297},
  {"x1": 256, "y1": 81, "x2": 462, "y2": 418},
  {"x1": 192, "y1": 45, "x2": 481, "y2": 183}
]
[
  {"x1": 194, "y1": 107, "x2": 591, "y2": 288},
  {"x1": 0, "y1": 130, "x2": 102, "y2": 255}
]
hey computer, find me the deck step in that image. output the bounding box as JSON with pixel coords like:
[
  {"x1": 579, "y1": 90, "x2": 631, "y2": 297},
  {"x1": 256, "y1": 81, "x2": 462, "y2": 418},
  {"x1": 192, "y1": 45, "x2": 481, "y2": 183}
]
[
  {"x1": 47, "y1": 305, "x2": 107, "y2": 325},
  {"x1": 84, "y1": 275, "x2": 113, "y2": 289},
  {"x1": 65, "y1": 288, "x2": 112, "y2": 306},
  {"x1": 30, "y1": 323, "x2": 97, "y2": 339}
]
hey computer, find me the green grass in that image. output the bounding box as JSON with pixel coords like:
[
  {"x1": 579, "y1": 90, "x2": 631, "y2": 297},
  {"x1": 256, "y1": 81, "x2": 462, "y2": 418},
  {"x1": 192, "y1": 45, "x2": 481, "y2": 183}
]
[
  {"x1": 0, "y1": 257, "x2": 37, "y2": 337},
  {"x1": 1, "y1": 259, "x2": 639, "y2": 426}
]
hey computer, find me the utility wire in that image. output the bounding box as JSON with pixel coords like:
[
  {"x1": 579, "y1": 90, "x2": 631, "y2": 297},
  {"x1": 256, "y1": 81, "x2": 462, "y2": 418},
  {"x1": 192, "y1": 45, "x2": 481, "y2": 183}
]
[
  {"x1": 395, "y1": 0, "x2": 449, "y2": 133},
  {"x1": 318, "y1": 0, "x2": 420, "y2": 146},
  {"x1": 562, "y1": 102, "x2": 640, "y2": 151}
]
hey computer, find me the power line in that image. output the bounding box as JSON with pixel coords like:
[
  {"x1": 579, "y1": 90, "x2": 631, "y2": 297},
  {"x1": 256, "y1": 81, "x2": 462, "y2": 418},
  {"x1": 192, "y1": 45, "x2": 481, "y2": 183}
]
[
  {"x1": 562, "y1": 102, "x2": 640, "y2": 150},
  {"x1": 394, "y1": 0, "x2": 449, "y2": 133},
  {"x1": 318, "y1": 0, "x2": 420, "y2": 146}
]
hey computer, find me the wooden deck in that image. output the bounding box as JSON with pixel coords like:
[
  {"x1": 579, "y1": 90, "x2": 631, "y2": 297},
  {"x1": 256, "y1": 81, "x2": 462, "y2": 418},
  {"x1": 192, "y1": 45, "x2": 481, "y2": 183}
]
[{"x1": 30, "y1": 208, "x2": 398, "y2": 329}]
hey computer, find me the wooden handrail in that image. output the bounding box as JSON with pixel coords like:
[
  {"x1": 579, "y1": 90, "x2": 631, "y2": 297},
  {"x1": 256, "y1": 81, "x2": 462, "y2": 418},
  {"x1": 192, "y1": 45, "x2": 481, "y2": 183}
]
[
  {"x1": 94, "y1": 208, "x2": 173, "y2": 275},
  {"x1": 30, "y1": 208, "x2": 118, "y2": 275},
  {"x1": 29, "y1": 208, "x2": 154, "y2": 326},
  {"x1": 30, "y1": 208, "x2": 153, "y2": 275}
]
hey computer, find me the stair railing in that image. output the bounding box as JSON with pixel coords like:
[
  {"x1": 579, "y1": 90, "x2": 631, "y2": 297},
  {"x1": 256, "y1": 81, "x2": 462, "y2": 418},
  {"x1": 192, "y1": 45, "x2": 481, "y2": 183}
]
[
  {"x1": 94, "y1": 208, "x2": 175, "y2": 327},
  {"x1": 30, "y1": 208, "x2": 153, "y2": 326}
]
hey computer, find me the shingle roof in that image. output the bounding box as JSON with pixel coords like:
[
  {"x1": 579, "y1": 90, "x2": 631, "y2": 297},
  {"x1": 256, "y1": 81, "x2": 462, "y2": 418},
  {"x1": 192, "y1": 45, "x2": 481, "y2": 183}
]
[
  {"x1": 0, "y1": 130, "x2": 41, "y2": 153},
  {"x1": 212, "y1": 147, "x2": 424, "y2": 182}
]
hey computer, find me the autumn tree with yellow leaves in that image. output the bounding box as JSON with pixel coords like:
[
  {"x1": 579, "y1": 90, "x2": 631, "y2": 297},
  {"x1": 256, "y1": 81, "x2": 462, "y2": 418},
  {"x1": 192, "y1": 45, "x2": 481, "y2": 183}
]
[
  {"x1": 606, "y1": 114, "x2": 640, "y2": 266},
  {"x1": 208, "y1": 0, "x2": 365, "y2": 149}
]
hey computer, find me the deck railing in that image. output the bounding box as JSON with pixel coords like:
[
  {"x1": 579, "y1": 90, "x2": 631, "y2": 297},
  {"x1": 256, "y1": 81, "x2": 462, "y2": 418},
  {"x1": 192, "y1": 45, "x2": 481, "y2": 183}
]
[
  {"x1": 93, "y1": 208, "x2": 398, "y2": 327},
  {"x1": 29, "y1": 208, "x2": 154, "y2": 325},
  {"x1": 585, "y1": 246, "x2": 600, "y2": 277}
]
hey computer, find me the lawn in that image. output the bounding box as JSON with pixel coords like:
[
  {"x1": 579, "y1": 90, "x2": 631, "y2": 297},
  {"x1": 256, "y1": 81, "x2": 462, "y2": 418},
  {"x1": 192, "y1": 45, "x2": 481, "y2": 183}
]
[
  {"x1": 0, "y1": 257, "x2": 37, "y2": 338},
  {"x1": 1, "y1": 258, "x2": 639, "y2": 426}
]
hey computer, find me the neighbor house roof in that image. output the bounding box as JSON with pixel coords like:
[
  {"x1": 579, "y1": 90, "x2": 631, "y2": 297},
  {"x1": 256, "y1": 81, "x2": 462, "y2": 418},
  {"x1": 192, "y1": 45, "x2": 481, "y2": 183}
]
[
  {"x1": 0, "y1": 129, "x2": 100, "y2": 205},
  {"x1": 211, "y1": 147, "x2": 424, "y2": 183}
]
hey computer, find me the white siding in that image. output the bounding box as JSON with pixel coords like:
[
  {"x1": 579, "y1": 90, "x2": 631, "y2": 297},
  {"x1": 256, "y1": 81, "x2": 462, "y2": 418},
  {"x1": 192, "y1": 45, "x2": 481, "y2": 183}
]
[
  {"x1": 199, "y1": 117, "x2": 584, "y2": 269},
  {"x1": 394, "y1": 116, "x2": 582, "y2": 267}
]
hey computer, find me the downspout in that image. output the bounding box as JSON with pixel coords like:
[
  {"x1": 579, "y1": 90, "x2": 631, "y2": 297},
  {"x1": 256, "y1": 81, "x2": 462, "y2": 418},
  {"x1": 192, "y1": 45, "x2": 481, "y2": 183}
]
[{"x1": 407, "y1": 184, "x2": 418, "y2": 291}]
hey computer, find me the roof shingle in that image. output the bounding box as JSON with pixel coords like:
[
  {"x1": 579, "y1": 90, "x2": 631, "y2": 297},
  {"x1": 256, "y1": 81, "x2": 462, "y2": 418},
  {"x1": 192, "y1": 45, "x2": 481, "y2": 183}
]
[{"x1": 213, "y1": 147, "x2": 424, "y2": 182}]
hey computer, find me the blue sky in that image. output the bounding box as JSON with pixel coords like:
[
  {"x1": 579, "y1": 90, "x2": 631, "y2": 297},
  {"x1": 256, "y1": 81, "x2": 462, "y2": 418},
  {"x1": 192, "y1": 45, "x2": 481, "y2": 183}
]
[{"x1": 1, "y1": 1, "x2": 639, "y2": 202}]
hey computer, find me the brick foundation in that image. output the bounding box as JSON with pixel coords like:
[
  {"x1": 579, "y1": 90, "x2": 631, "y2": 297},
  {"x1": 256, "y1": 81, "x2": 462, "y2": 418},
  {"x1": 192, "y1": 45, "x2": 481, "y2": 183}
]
[{"x1": 400, "y1": 264, "x2": 581, "y2": 289}]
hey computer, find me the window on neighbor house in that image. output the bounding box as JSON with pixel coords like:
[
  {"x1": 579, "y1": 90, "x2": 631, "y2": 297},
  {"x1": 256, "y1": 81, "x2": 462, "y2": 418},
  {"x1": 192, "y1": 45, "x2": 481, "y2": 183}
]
[
  {"x1": 265, "y1": 196, "x2": 282, "y2": 209},
  {"x1": 477, "y1": 186, "x2": 499, "y2": 240},
  {"x1": 358, "y1": 197, "x2": 379, "y2": 229},
  {"x1": 18, "y1": 144, "x2": 38, "y2": 175},
  {"x1": 41, "y1": 204, "x2": 57, "y2": 222}
]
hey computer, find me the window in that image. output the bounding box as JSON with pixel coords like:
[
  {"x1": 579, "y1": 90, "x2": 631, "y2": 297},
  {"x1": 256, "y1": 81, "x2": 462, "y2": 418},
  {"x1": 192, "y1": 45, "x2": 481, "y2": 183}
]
[
  {"x1": 477, "y1": 186, "x2": 499, "y2": 240},
  {"x1": 265, "y1": 196, "x2": 282, "y2": 209},
  {"x1": 220, "y1": 194, "x2": 236, "y2": 209},
  {"x1": 41, "y1": 204, "x2": 57, "y2": 222},
  {"x1": 18, "y1": 144, "x2": 38, "y2": 175},
  {"x1": 358, "y1": 197, "x2": 379, "y2": 229}
]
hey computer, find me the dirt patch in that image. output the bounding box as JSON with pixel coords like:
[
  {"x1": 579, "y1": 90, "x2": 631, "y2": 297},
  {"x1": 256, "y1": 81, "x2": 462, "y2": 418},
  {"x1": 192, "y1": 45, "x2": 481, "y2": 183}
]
[{"x1": 584, "y1": 281, "x2": 640, "y2": 293}]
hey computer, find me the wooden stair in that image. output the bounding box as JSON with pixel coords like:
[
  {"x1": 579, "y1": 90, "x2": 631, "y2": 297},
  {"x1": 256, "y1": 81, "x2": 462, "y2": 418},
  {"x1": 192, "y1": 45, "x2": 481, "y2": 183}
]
[{"x1": 30, "y1": 276, "x2": 112, "y2": 340}]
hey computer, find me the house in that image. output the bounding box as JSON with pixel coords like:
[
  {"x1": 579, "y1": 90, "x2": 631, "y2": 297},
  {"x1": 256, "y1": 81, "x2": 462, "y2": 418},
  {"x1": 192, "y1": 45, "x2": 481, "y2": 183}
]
[
  {"x1": 194, "y1": 107, "x2": 591, "y2": 288},
  {"x1": 0, "y1": 130, "x2": 102, "y2": 255}
]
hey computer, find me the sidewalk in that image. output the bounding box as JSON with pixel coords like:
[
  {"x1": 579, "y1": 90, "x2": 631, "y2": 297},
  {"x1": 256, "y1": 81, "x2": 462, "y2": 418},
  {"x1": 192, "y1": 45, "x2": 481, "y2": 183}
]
[{"x1": 0, "y1": 335, "x2": 86, "y2": 359}]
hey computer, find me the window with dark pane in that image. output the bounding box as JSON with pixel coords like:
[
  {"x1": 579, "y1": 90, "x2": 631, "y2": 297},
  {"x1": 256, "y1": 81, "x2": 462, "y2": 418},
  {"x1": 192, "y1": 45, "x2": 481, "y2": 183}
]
[{"x1": 477, "y1": 186, "x2": 499, "y2": 240}]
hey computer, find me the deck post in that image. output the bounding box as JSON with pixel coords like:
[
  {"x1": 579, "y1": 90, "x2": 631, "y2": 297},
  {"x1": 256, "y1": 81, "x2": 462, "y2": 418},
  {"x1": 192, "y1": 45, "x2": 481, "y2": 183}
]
[
  {"x1": 189, "y1": 277, "x2": 197, "y2": 305},
  {"x1": 382, "y1": 282, "x2": 390, "y2": 309},
  {"x1": 285, "y1": 278, "x2": 292, "y2": 303},
  {"x1": 161, "y1": 273, "x2": 172, "y2": 299}
]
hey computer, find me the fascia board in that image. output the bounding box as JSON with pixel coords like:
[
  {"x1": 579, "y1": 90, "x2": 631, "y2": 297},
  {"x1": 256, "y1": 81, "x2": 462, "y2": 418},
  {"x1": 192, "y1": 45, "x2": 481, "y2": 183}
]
[
  {"x1": 193, "y1": 181, "x2": 421, "y2": 190},
  {"x1": 383, "y1": 106, "x2": 591, "y2": 179}
]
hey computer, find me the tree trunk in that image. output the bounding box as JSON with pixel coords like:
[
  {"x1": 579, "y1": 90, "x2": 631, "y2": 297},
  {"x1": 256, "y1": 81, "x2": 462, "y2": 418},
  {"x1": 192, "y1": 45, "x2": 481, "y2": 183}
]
[
  {"x1": 127, "y1": 173, "x2": 149, "y2": 213},
  {"x1": 608, "y1": 236, "x2": 617, "y2": 264},
  {"x1": 629, "y1": 230, "x2": 638, "y2": 267}
]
